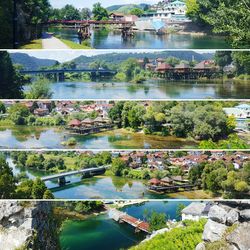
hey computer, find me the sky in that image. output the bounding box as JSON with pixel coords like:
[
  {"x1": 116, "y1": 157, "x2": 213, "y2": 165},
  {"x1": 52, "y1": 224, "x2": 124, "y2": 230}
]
[
  {"x1": 8, "y1": 49, "x2": 213, "y2": 63},
  {"x1": 49, "y1": 0, "x2": 159, "y2": 9}
]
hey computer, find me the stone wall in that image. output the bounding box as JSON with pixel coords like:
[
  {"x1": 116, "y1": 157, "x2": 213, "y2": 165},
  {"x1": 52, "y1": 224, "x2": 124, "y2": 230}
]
[
  {"x1": 196, "y1": 201, "x2": 250, "y2": 250},
  {"x1": 0, "y1": 201, "x2": 60, "y2": 250}
]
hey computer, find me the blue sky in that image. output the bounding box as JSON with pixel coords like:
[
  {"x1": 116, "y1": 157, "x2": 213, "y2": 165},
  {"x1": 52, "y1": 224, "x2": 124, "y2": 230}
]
[{"x1": 49, "y1": 0, "x2": 159, "y2": 9}]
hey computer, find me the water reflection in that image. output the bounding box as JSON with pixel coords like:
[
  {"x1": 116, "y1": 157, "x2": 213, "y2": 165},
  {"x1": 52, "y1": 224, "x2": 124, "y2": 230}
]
[
  {"x1": 24, "y1": 80, "x2": 250, "y2": 99},
  {"x1": 47, "y1": 27, "x2": 230, "y2": 49}
]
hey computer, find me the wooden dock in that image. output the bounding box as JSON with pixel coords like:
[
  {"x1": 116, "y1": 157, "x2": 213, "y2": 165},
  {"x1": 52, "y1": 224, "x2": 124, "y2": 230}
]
[{"x1": 109, "y1": 209, "x2": 150, "y2": 233}]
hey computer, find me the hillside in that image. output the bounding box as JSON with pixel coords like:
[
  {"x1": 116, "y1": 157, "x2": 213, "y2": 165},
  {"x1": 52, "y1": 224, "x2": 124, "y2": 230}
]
[
  {"x1": 10, "y1": 52, "x2": 58, "y2": 70},
  {"x1": 107, "y1": 4, "x2": 149, "y2": 14},
  {"x1": 71, "y1": 51, "x2": 214, "y2": 67}
]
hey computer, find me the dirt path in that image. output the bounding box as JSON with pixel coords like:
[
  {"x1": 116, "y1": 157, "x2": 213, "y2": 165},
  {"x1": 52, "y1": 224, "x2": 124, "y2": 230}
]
[{"x1": 42, "y1": 32, "x2": 69, "y2": 49}]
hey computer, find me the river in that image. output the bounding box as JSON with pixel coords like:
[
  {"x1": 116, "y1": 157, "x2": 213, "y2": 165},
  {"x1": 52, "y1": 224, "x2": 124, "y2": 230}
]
[
  {"x1": 47, "y1": 27, "x2": 230, "y2": 49},
  {"x1": 24, "y1": 80, "x2": 250, "y2": 99},
  {"x1": 6, "y1": 157, "x2": 194, "y2": 199},
  {"x1": 59, "y1": 201, "x2": 191, "y2": 250},
  {"x1": 0, "y1": 127, "x2": 198, "y2": 149}
]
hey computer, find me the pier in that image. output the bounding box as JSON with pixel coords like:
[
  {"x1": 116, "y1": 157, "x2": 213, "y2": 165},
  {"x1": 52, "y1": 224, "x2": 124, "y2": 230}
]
[
  {"x1": 66, "y1": 124, "x2": 115, "y2": 135},
  {"x1": 109, "y1": 209, "x2": 150, "y2": 233},
  {"x1": 148, "y1": 184, "x2": 197, "y2": 193}
]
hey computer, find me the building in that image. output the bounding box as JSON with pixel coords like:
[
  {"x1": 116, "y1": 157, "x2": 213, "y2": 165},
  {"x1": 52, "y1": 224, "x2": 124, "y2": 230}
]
[{"x1": 181, "y1": 202, "x2": 212, "y2": 221}]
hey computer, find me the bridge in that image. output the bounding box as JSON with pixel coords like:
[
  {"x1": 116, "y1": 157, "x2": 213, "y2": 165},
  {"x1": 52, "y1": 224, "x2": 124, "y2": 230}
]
[
  {"x1": 109, "y1": 208, "x2": 150, "y2": 233},
  {"x1": 41, "y1": 166, "x2": 108, "y2": 186},
  {"x1": 19, "y1": 68, "x2": 117, "y2": 81}
]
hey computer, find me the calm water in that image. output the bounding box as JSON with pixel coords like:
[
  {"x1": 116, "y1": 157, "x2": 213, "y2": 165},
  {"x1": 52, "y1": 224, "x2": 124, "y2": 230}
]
[
  {"x1": 59, "y1": 201, "x2": 191, "y2": 250},
  {"x1": 48, "y1": 27, "x2": 230, "y2": 49},
  {"x1": 24, "y1": 80, "x2": 250, "y2": 99},
  {"x1": 0, "y1": 127, "x2": 197, "y2": 149}
]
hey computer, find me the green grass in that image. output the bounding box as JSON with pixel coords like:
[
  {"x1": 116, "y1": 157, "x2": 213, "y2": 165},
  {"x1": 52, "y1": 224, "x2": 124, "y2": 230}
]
[
  {"x1": 19, "y1": 39, "x2": 42, "y2": 49},
  {"x1": 56, "y1": 37, "x2": 91, "y2": 49}
]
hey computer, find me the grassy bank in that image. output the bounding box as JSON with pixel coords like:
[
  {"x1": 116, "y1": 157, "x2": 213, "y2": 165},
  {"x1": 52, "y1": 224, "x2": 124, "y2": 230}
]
[
  {"x1": 19, "y1": 39, "x2": 42, "y2": 49},
  {"x1": 55, "y1": 36, "x2": 91, "y2": 49}
]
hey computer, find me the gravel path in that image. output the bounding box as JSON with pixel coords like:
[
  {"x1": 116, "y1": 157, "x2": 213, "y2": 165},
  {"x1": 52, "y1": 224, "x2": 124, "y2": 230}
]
[{"x1": 42, "y1": 32, "x2": 69, "y2": 49}]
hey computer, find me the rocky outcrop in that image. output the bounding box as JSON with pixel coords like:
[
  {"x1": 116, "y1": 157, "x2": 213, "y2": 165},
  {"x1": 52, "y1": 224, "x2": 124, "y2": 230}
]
[
  {"x1": 0, "y1": 201, "x2": 59, "y2": 250},
  {"x1": 196, "y1": 201, "x2": 250, "y2": 250}
]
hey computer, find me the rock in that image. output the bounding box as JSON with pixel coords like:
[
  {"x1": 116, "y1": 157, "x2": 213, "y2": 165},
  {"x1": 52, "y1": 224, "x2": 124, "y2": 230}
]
[
  {"x1": 0, "y1": 201, "x2": 59, "y2": 250},
  {"x1": 226, "y1": 222, "x2": 250, "y2": 250},
  {"x1": 239, "y1": 209, "x2": 250, "y2": 221},
  {"x1": 195, "y1": 242, "x2": 206, "y2": 250},
  {"x1": 226, "y1": 209, "x2": 239, "y2": 225},
  {"x1": 202, "y1": 219, "x2": 227, "y2": 242},
  {"x1": 208, "y1": 205, "x2": 228, "y2": 224}
]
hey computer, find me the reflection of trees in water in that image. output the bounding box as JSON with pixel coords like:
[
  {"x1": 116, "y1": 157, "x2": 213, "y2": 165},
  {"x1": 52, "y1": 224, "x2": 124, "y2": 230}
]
[{"x1": 11, "y1": 127, "x2": 43, "y2": 142}]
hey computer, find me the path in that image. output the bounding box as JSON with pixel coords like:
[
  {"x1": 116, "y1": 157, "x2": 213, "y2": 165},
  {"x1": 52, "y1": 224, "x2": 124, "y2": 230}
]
[{"x1": 42, "y1": 32, "x2": 69, "y2": 49}]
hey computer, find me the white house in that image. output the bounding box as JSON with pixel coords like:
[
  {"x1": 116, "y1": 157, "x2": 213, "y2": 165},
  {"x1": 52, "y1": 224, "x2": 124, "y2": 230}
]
[{"x1": 181, "y1": 202, "x2": 212, "y2": 221}]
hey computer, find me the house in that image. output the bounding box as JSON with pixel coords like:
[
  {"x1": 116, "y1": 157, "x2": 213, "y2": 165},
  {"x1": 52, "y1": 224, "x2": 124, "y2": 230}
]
[
  {"x1": 174, "y1": 63, "x2": 190, "y2": 73},
  {"x1": 33, "y1": 108, "x2": 49, "y2": 116},
  {"x1": 181, "y1": 202, "x2": 212, "y2": 221},
  {"x1": 109, "y1": 13, "x2": 124, "y2": 21},
  {"x1": 193, "y1": 60, "x2": 216, "y2": 73},
  {"x1": 155, "y1": 63, "x2": 173, "y2": 73},
  {"x1": 124, "y1": 15, "x2": 138, "y2": 22},
  {"x1": 160, "y1": 176, "x2": 173, "y2": 185},
  {"x1": 69, "y1": 119, "x2": 82, "y2": 127},
  {"x1": 149, "y1": 178, "x2": 161, "y2": 186},
  {"x1": 81, "y1": 118, "x2": 94, "y2": 127}
]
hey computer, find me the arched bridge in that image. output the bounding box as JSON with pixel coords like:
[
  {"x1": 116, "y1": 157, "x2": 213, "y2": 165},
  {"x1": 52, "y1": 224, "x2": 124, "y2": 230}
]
[{"x1": 41, "y1": 166, "x2": 108, "y2": 186}]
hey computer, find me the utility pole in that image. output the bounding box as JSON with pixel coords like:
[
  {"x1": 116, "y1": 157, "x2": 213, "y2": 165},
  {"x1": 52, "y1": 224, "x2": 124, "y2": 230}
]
[{"x1": 13, "y1": 0, "x2": 18, "y2": 49}]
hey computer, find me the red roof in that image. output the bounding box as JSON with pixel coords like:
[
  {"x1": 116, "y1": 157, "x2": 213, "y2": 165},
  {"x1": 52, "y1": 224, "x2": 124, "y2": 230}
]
[
  {"x1": 69, "y1": 119, "x2": 81, "y2": 126},
  {"x1": 156, "y1": 63, "x2": 173, "y2": 71},
  {"x1": 149, "y1": 178, "x2": 161, "y2": 185}
]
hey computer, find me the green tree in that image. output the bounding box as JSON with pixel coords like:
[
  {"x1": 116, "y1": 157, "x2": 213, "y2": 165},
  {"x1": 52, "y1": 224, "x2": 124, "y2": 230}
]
[
  {"x1": 92, "y1": 3, "x2": 109, "y2": 21},
  {"x1": 0, "y1": 52, "x2": 23, "y2": 98},
  {"x1": 111, "y1": 158, "x2": 127, "y2": 176},
  {"x1": 0, "y1": 156, "x2": 16, "y2": 198},
  {"x1": 130, "y1": 8, "x2": 144, "y2": 16},
  {"x1": 214, "y1": 51, "x2": 232, "y2": 68},
  {"x1": 26, "y1": 79, "x2": 53, "y2": 99},
  {"x1": 60, "y1": 4, "x2": 80, "y2": 20},
  {"x1": 43, "y1": 189, "x2": 54, "y2": 199},
  {"x1": 8, "y1": 103, "x2": 30, "y2": 125},
  {"x1": 32, "y1": 178, "x2": 47, "y2": 199},
  {"x1": 146, "y1": 210, "x2": 167, "y2": 232},
  {"x1": 0, "y1": 101, "x2": 6, "y2": 113}
]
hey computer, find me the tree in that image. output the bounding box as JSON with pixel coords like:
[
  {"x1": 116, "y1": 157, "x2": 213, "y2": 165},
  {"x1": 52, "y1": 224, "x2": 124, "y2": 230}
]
[
  {"x1": 60, "y1": 4, "x2": 80, "y2": 20},
  {"x1": 214, "y1": 51, "x2": 232, "y2": 68},
  {"x1": 43, "y1": 189, "x2": 54, "y2": 199},
  {"x1": 32, "y1": 178, "x2": 47, "y2": 199},
  {"x1": 145, "y1": 210, "x2": 167, "y2": 232},
  {"x1": 130, "y1": 8, "x2": 144, "y2": 16},
  {"x1": 80, "y1": 8, "x2": 91, "y2": 20},
  {"x1": 26, "y1": 78, "x2": 53, "y2": 99},
  {"x1": 111, "y1": 158, "x2": 127, "y2": 176},
  {"x1": 8, "y1": 103, "x2": 30, "y2": 125},
  {"x1": 186, "y1": 0, "x2": 250, "y2": 48},
  {"x1": 92, "y1": 3, "x2": 109, "y2": 21},
  {"x1": 0, "y1": 156, "x2": 16, "y2": 198},
  {"x1": 0, "y1": 101, "x2": 6, "y2": 113},
  {"x1": 232, "y1": 51, "x2": 250, "y2": 75},
  {"x1": 0, "y1": 52, "x2": 23, "y2": 98}
]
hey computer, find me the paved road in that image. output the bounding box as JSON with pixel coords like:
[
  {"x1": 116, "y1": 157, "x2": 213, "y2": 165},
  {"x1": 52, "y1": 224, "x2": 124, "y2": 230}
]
[{"x1": 42, "y1": 32, "x2": 69, "y2": 49}]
